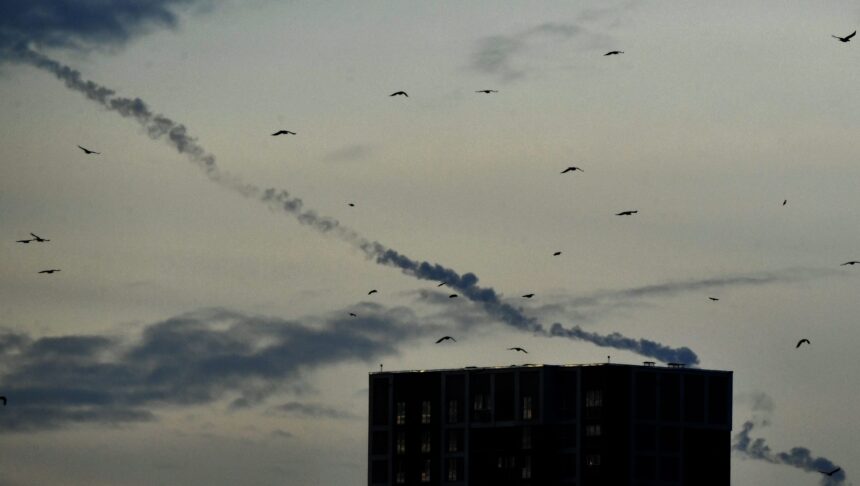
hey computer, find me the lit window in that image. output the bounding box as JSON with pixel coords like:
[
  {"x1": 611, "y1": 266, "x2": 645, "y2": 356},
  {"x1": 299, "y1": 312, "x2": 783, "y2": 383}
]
[
  {"x1": 522, "y1": 455, "x2": 532, "y2": 479},
  {"x1": 448, "y1": 430, "x2": 460, "y2": 452},
  {"x1": 522, "y1": 427, "x2": 532, "y2": 449},
  {"x1": 396, "y1": 401, "x2": 406, "y2": 425},
  {"x1": 474, "y1": 393, "x2": 488, "y2": 410},
  {"x1": 421, "y1": 459, "x2": 431, "y2": 482},
  {"x1": 522, "y1": 396, "x2": 533, "y2": 420},
  {"x1": 586, "y1": 424, "x2": 602, "y2": 437},
  {"x1": 396, "y1": 431, "x2": 406, "y2": 455},
  {"x1": 396, "y1": 460, "x2": 406, "y2": 484},
  {"x1": 447, "y1": 459, "x2": 458, "y2": 482},
  {"x1": 586, "y1": 390, "x2": 603, "y2": 407},
  {"x1": 421, "y1": 400, "x2": 431, "y2": 424},
  {"x1": 586, "y1": 454, "x2": 601, "y2": 467},
  {"x1": 421, "y1": 430, "x2": 432, "y2": 453},
  {"x1": 448, "y1": 399, "x2": 458, "y2": 423}
]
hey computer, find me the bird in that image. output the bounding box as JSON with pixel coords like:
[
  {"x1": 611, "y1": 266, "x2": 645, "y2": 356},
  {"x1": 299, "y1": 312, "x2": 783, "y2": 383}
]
[
  {"x1": 435, "y1": 336, "x2": 456, "y2": 343},
  {"x1": 349, "y1": 313, "x2": 357, "y2": 317},
  {"x1": 38, "y1": 269, "x2": 61, "y2": 274},
  {"x1": 30, "y1": 233, "x2": 49, "y2": 242},
  {"x1": 782, "y1": 199, "x2": 787, "y2": 206},
  {"x1": 390, "y1": 91, "x2": 408, "y2": 97},
  {"x1": 508, "y1": 347, "x2": 528, "y2": 353},
  {"x1": 832, "y1": 31, "x2": 856, "y2": 42},
  {"x1": 708, "y1": 297, "x2": 719, "y2": 301},
  {"x1": 604, "y1": 50, "x2": 624, "y2": 56},
  {"x1": 522, "y1": 293, "x2": 535, "y2": 298},
  {"x1": 77, "y1": 145, "x2": 100, "y2": 154},
  {"x1": 796, "y1": 338, "x2": 811, "y2": 348},
  {"x1": 348, "y1": 203, "x2": 355, "y2": 207},
  {"x1": 819, "y1": 467, "x2": 841, "y2": 476},
  {"x1": 475, "y1": 90, "x2": 498, "y2": 94},
  {"x1": 840, "y1": 261, "x2": 859, "y2": 266},
  {"x1": 368, "y1": 289, "x2": 378, "y2": 295},
  {"x1": 616, "y1": 210, "x2": 638, "y2": 216},
  {"x1": 449, "y1": 294, "x2": 458, "y2": 298},
  {"x1": 553, "y1": 251, "x2": 562, "y2": 256},
  {"x1": 0, "y1": 396, "x2": 5, "y2": 406},
  {"x1": 271, "y1": 130, "x2": 296, "y2": 136},
  {"x1": 16, "y1": 239, "x2": 33, "y2": 243},
  {"x1": 561, "y1": 166, "x2": 583, "y2": 173},
  {"x1": 437, "y1": 282, "x2": 447, "y2": 287}
]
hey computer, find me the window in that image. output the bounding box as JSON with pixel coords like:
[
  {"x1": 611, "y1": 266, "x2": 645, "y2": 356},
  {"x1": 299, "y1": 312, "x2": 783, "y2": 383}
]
[
  {"x1": 522, "y1": 427, "x2": 532, "y2": 449},
  {"x1": 420, "y1": 459, "x2": 431, "y2": 483},
  {"x1": 396, "y1": 460, "x2": 406, "y2": 484},
  {"x1": 396, "y1": 401, "x2": 406, "y2": 425},
  {"x1": 586, "y1": 424, "x2": 602, "y2": 437},
  {"x1": 447, "y1": 459, "x2": 458, "y2": 482},
  {"x1": 586, "y1": 390, "x2": 603, "y2": 407},
  {"x1": 421, "y1": 400, "x2": 431, "y2": 424},
  {"x1": 522, "y1": 396, "x2": 533, "y2": 420},
  {"x1": 474, "y1": 393, "x2": 488, "y2": 410},
  {"x1": 586, "y1": 454, "x2": 601, "y2": 467},
  {"x1": 522, "y1": 455, "x2": 532, "y2": 479},
  {"x1": 421, "y1": 430, "x2": 432, "y2": 453},
  {"x1": 448, "y1": 399, "x2": 458, "y2": 423},
  {"x1": 448, "y1": 430, "x2": 461, "y2": 452},
  {"x1": 498, "y1": 456, "x2": 516, "y2": 469},
  {"x1": 396, "y1": 431, "x2": 406, "y2": 455}
]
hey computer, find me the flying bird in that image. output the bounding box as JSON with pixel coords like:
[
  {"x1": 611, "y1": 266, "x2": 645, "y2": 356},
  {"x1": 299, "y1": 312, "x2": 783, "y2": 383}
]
[
  {"x1": 561, "y1": 166, "x2": 583, "y2": 173},
  {"x1": 348, "y1": 203, "x2": 355, "y2": 207},
  {"x1": 449, "y1": 294, "x2": 458, "y2": 298},
  {"x1": 77, "y1": 145, "x2": 100, "y2": 155},
  {"x1": 708, "y1": 297, "x2": 719, "y2": 301},
  {"x1": 616, "y1": 210, "x2": 638, "y2": 216},
  {"x1": 782, "y1": 199, "x2": 787, "y2": 206},
  {"x1": 349, "y1": 313, "x2": 357, "y2": 317},
  {"x1": 437, "y1": 282, "x2": 447, "y2": 287},
  {"x1": 30, "y1": 233, "x2": 49, "y2": 242},
  {"x1": 508, "y1": 347, "x2": 528, "y2": 353},
  {"x1": 390, "y1": 91, "x2": 408, "y2": 97},
  {"x1": 796, "y1": 338, "x2": 811, "y2": 348},
  {"x1": 840, "y1": 261, "x2": 859, "y2": 266},
  {"x1": 553, "y1": 251, "x2": 562, "y2": 256},
  {"x1": 832, "y1": 31, "x2": 856, "y2": 42},
  {"x1": 271, "y1": 130, "x2": 296, "y2": 136},
  {"x1": 522, "y1": 293, "x2": 535, "y2": 299},
  {"x1": 819, "y1": 467, "x2": 841, "y2": 476},
  {"x1": 0, "y1": 396, "x2": 5, "y2": 406},
  {"x1": 475, "y1": 90, "x2": 498, "y2": 94},
  {"x1": 604, "y1": 50, "x2": 624, "y2": 56},
  {"x1": 38, "y1": 269, "x2": 61, "y2": 274},
  {"x1": 16, "y1": 239, "x2": 32, "y2": 243},
  {"x1": 435, "y1": 336, "x2": 456, "y2": 343}
]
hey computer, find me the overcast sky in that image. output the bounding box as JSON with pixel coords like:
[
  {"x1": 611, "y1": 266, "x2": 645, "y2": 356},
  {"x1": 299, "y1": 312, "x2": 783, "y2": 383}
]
[{"x1": 1, "y1": 1, "x2": 860, "y2": 485}]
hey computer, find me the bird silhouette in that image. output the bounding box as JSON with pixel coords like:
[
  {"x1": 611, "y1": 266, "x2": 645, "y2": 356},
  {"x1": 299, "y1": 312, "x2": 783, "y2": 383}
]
[
  {"x1": 435, "y1": 336, "x2": 456, "y2": 343},
  {"x1": 508, "y1": 347, "x2": 528, "y2": 353},
  {"x1": 796, "y1": 338, "x2": 811, "y2": 348},
  {"x1": 819, "y1": 467, "x2": 841, "y2": 476},
  {"x1": 475, "y1": 90, "x2": 498, "y2": 94},
  {"x1": 16, "y1": 239, "x2": 33, "y2": 243},
  {"x1": 708, "y1": 297, "x2": 719, "y2": 301},
  {"x1": 368, "y1": 289, "x2": 378, "y2": 295},
  {"x1": 832, "y1": 31, "x2": 856, "y2": 42},
  {"x1": 604, "y1": 50, "x2": 624, "y2": 56},
  {"x1": 390, "y1": 91, "x2": 408, "y2": 97},
  {"x1": 616, "y1": 210, "x2": 638, "y2": 216},
  {"x1": 561, "y1": 167, "x2": 583, "y2": 173},
  {"x1": 348, "y1": 203, "x2": 355, "y2": 207},
  {"x1": 449, "y1": 294, "x2": 458, "y2": 298},
  {"x1": 78, "y1": 145, "x2": 100, "y2": 155},
  {"x1": 0, "y1": 396, "x2": 5, "y2": 406},
  {"x1": 840, "y1": 261, "x2": 859, "y2": 266},
  {"x1": 553, "y1": 251, "x2": 562, "y2": 256},
  {"x1": 522, "y1": 293, "x2": 535, "y2": 298},
  {"x1": 437, "y1": 281, "x2": 447, "y2": 287},
  {"x1": 349, "y1": 312, "x2": 357, "y2": 317},
  {"x1": 271, "y1": 130, "x2": 296, "y2": 136},
  {"x1": 30, "y1": 233, "x2": 49, "y2": 242},
  {"x1": 38, "y1": 269, "x2": 61, "y2": 274},
  {"x1": 782, "y1": 199, "x2": 787, "y2": 206}
]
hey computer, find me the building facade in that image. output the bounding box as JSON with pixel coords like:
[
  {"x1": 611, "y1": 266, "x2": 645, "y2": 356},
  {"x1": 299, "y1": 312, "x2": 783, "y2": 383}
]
[{"x1": 368, "y1": 363, "x2": 731, "y2": 486}]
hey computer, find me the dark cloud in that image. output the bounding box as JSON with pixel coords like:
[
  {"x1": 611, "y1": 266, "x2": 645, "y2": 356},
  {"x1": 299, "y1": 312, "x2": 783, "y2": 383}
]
[
  {"x1": 270, "y1": 402, "x2": 358, "y2": 420},
  {"x1": 322, "y1": 144, "x2": 374, "y2": 163},
  {"x1": 0, "y1": 0, "x2": 210, "y2": 53},
  {"x1": 0, "y1": 306, "x2": 428, "y2": 432}
]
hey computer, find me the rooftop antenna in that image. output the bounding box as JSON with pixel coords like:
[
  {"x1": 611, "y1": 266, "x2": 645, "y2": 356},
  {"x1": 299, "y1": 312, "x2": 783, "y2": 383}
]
[
  {"x1": 379, "y1": 364, "x2": 383, "y2": 372},
  {"x1": 607, "y1": 355, "x2": 611, "y2": 364}
]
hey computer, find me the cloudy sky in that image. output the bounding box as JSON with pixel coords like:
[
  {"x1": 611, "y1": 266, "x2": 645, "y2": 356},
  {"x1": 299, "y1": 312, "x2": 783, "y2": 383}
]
[{"x1": 1, "y1": 1, "x2": 859, "y2": 484}]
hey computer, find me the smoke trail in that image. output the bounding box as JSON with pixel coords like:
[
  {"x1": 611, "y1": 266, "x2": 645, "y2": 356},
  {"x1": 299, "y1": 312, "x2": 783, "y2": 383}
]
[
  {"x1": 734, "y1": 415, "x2": 846, "y2": 485},
  {"x1": 5, "y1": 46, "x2": 699, "y2": 364}
]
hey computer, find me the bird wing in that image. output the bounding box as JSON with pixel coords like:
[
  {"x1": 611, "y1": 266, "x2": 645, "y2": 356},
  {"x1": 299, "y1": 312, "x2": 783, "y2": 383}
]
[
  {"x1": 847, "y1": 31, "x2": 856, "y2": 39},
  {"x1": 77, "y1": 145, "x2": 87, "y2": 152}
]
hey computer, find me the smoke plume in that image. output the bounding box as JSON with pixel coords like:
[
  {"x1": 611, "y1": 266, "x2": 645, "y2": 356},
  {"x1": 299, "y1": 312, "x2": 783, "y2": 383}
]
[{"x1": 4, "y1": 46, "x2": 699, "y2": 364}]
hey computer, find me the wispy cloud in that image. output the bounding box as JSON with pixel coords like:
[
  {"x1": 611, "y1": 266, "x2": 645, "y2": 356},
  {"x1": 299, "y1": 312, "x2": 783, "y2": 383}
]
[
  {"x1": 270, "y1": 402, "x2": 358, "y2": 420},
  {"x1": 0, "y1": 306, "x2": 430, "y2": 432}
]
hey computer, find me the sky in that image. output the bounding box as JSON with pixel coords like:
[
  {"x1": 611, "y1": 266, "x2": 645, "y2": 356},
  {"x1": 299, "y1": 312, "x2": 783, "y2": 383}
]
[{"x1": 1, "y1": 1, "x2": 859, "y2": 484}]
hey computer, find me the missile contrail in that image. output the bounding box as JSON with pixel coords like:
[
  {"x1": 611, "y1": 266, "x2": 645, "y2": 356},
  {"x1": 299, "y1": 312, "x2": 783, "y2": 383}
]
[{"x1": 5, "y1": 46, "x2": 699, "y2": 364}]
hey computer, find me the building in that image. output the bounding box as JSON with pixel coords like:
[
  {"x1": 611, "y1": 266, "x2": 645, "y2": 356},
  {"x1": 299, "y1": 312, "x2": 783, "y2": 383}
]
[{"x1": 368, "y1": 362, "x2": 731, "y2": 486}]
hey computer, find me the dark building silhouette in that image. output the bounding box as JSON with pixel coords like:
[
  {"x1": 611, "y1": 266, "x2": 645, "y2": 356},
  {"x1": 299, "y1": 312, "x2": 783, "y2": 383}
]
[{"x1": 368, "y1": 363, "x2": 731, "y2": 486}]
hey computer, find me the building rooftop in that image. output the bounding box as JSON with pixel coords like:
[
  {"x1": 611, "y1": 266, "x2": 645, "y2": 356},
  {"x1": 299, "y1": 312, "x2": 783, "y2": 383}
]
[{"x1": 370, "y1": 362, "x2": 732, "y2": 375}]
